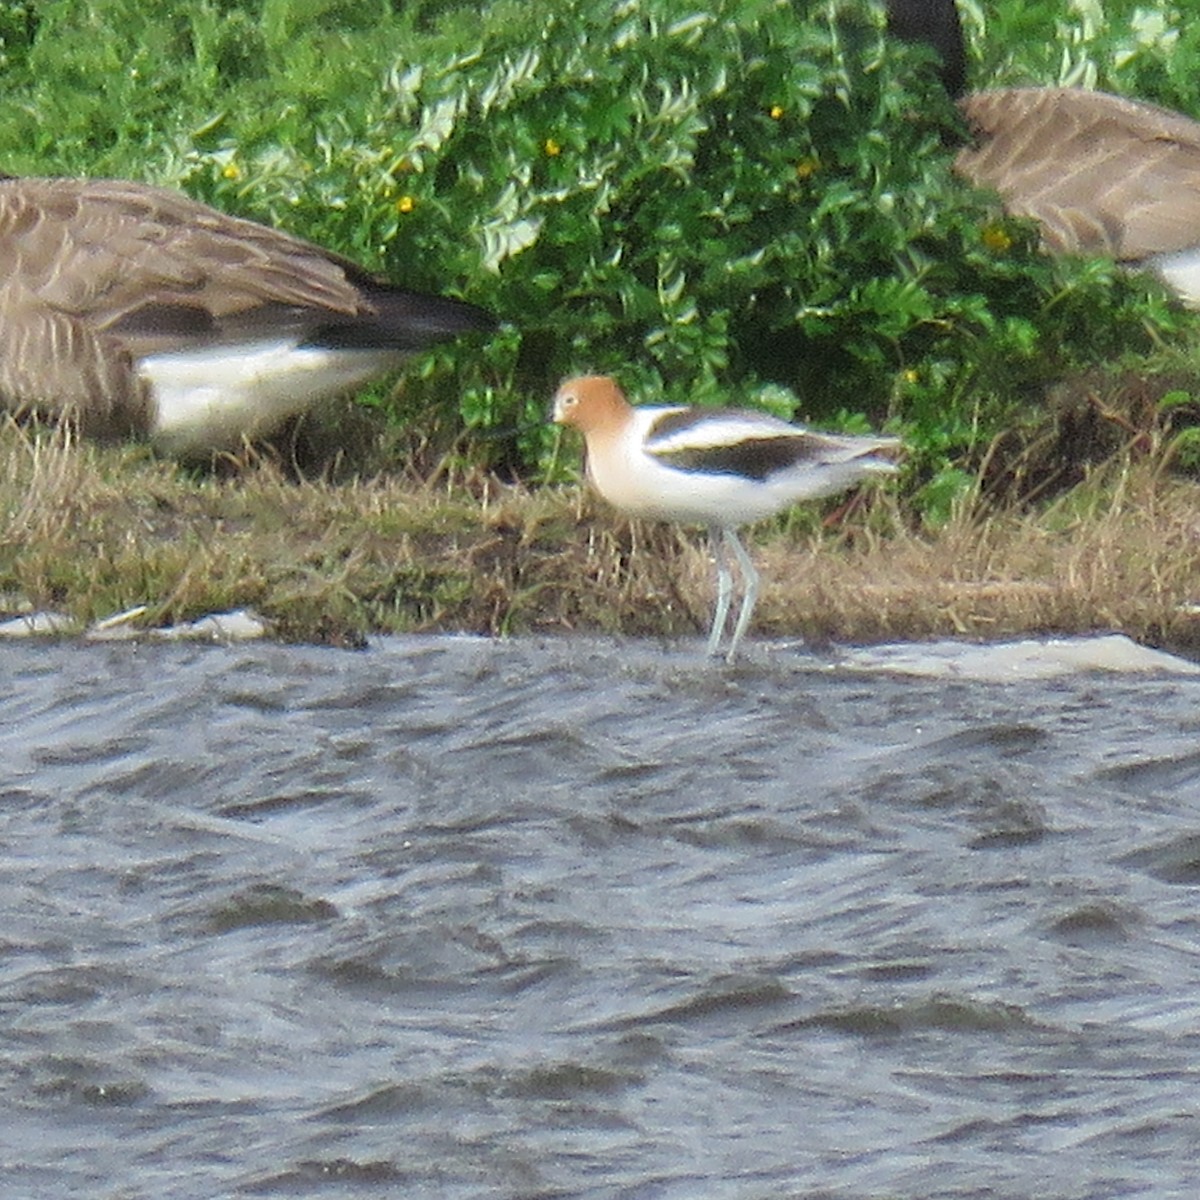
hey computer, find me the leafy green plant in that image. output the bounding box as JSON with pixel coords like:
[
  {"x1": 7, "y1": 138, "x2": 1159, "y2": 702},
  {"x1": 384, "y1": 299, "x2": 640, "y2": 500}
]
[{"x1": 0, "y1": 0, "x2": 1194, "y2": 506}]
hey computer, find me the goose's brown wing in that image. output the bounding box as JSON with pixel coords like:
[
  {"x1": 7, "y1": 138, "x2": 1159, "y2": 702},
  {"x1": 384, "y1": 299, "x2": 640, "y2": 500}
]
[
  {"x1": 957, "y1": 87, "x2": 1200, "y2": 263},
  {"x1": 0, "y1": 177, "x2": 373, "y2": 431},
  {"x1": 0, "y1": 177, "x2": 493, "y2": 436},
  {"x1": 0, "y1": 177, "x2": 367, "y2": 337}
]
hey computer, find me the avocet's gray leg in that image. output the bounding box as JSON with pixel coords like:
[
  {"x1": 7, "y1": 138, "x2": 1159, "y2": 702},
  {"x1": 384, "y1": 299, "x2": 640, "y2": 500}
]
[
  {"x1": 725, "y1": 529, "x2": 759, "y2": 664},
  {"x1": 707, "y1": 524, "x2": 733, "y2": 657}
]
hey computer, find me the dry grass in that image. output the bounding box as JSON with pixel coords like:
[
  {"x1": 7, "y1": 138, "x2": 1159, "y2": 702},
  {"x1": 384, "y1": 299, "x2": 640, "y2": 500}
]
[
  {"x1": 763, "y1": 467, "x2": 1200, "y2": 653},
  {"x1": 4, "y1": 417, "x2": 1200, "y2": 652}
]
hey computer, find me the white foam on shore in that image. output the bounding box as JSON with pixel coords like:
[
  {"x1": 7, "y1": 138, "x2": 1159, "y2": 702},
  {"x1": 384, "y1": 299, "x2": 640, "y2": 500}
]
[{"x1": 833, "y1": 634, "x2": 1200, "y2": 681}]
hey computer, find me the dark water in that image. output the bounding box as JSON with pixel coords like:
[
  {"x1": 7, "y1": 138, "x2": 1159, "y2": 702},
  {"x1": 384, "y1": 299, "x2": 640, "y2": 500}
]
[{"x1": 5, "y1": 634, "x2": 1200, "y2": 1199}]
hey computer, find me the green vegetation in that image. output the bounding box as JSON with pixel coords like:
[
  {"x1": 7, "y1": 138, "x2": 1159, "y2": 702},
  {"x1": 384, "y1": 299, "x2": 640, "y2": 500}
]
[
  {"x1": 3, "y1": 0, "x2": 1200, "y2": 646},
  {"x1": 0, "y1": 0, "x2": 1197, "y2": 501}
]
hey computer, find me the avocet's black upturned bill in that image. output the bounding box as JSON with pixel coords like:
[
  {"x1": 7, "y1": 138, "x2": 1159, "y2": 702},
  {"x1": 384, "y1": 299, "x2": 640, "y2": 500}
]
[
  {"x1": 887, "y1": 0, "x2": 1200, "y2": 306},
  {"x1": 0, "y1": 177, "x2": 496, "y2": 456},
  {"x1": 552, "y1": 375, "x2": 900, "y2": 663}
]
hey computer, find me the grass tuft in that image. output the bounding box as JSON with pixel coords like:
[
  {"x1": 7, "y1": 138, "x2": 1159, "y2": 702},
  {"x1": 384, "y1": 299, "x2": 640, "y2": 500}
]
[{"x1": 5, "y1": 418, "x2": 1200, "y2": 653}]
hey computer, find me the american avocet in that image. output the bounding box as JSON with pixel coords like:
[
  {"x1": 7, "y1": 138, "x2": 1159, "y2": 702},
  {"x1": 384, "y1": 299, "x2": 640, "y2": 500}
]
[
  {"x1": 0, "y1": 177, "x2": 495, "y2": 457},
  {"x1": 887, "y1": 0, "x2": 1200, "y2": 306},
  {"x1": 551, "y1": 374, "x2": 900, "y2": 662}
]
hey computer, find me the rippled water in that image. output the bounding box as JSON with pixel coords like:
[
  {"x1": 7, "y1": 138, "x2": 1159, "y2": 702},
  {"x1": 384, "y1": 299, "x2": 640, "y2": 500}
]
[{"x1": 5, "y1": 634, "x2": 1200, "y2": 1198}]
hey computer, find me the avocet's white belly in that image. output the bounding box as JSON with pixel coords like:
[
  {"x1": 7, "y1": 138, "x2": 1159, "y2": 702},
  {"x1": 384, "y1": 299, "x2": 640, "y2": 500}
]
[
  {"x1": 586, "y1": 409, "x2": 896, "y2": 528},
  {"x1": 139, "y1": 338, "x2": 406, "y2": 456}
]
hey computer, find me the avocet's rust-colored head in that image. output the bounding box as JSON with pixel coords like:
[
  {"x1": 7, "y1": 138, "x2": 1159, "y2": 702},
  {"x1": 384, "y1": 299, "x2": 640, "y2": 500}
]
[{"x1": 551, "y1": 375, "x2": 633, "y2": 436}]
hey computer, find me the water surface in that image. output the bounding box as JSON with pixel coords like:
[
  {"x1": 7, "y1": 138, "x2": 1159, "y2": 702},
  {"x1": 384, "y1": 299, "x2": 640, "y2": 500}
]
[{"x1": 4, "y1": 634, "x2": 1200, "y2": 1198}]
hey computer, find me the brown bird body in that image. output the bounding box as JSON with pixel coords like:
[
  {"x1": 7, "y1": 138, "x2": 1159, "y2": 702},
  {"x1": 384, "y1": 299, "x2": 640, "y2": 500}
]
[
  {"x1": 888, "y1": 0, "x2": 1200, "y2": 305},
  {"x1": 0, "y1": 177, "x2": 495, "y2": 455}
]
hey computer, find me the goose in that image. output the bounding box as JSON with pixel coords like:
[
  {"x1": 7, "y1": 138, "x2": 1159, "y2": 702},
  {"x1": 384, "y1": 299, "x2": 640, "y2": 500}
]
[
  {"x1": 0, "y1": 176, "x2": 496, "y2": 456},
  {"x1": 886, "y1": 0, "x2": 1200, "y2": 305}
]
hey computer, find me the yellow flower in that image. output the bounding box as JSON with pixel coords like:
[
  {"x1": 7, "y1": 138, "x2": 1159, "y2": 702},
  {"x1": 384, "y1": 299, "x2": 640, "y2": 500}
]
[
  {"x1": 396, "y1": 195, "x2": 415, "y2": 214},
  {"x1": 794, "y1": 157, "x2": 819, "y2": 180},
  {"x1": 903, "y1": 368, "x2": 920, "y2": 385},
  {"x1": 769, "y1": 104, "x2": 784, "y2": 120},
  {"x1": 981, "y1": 223, "x2": 1013, "y2": 253},
  {"x1": 544, "y1": 138, "x2": 562, "y2": 157},
  {"x1": 221, "y1": 162, "x2": 242, "y2": 181}
]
